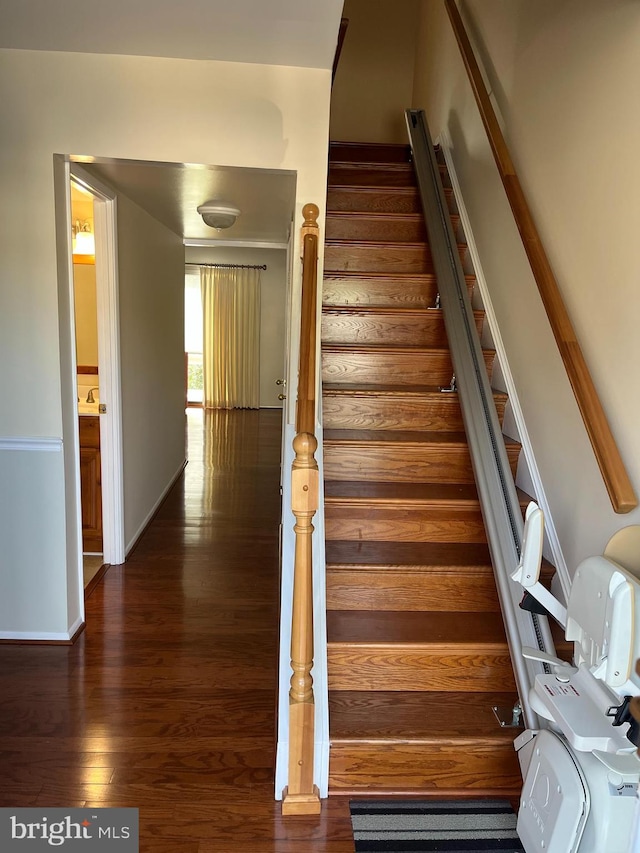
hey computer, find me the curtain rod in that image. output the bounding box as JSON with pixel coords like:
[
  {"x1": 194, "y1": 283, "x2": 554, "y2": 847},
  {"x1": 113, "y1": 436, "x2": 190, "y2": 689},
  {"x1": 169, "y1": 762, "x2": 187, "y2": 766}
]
[{"x1": 186, "y1": 262, "x2": 267, "y2": 270}]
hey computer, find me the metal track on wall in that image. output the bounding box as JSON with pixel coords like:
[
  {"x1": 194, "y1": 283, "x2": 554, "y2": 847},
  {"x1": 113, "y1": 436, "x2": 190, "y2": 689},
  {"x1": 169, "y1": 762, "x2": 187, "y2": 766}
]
[{"x1": 406, "y1": 108, "x2": 555, "y2": 730}]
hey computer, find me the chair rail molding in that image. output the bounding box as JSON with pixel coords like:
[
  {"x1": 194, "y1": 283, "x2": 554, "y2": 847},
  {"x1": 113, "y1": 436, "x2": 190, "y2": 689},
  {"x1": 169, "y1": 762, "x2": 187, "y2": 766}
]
[{"x1": 0, "y1": 437, "x2": 63, "y2": 452}]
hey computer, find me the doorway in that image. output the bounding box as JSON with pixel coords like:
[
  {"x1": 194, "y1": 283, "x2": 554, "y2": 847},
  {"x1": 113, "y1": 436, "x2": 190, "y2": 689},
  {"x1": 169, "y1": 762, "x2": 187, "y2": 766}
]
[
  {"x1": 70, "y1": 180, "x2": 104, "y2": 587},
  {"x1": 66, "y1": 161, "x2": 126, "y2": 595},
  {"x1": 57, "y1": 153, "x2": 295, "y2": 635}
]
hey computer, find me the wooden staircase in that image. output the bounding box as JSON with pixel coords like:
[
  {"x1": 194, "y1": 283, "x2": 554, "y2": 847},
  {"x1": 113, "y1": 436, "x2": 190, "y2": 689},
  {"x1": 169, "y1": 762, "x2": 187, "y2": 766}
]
[{"x1": 322, "y1": 140, "x2": 526, "y2": 798}]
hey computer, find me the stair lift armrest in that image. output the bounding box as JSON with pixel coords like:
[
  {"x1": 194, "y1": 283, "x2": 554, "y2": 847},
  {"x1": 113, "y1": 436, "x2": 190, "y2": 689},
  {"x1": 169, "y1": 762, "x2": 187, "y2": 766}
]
[
  {"x1": 522, "y1": 646, "x2": 576, "y2": 674},
  {"x1": 512, "y1": 502, "x2": 568, "y2": 629}
]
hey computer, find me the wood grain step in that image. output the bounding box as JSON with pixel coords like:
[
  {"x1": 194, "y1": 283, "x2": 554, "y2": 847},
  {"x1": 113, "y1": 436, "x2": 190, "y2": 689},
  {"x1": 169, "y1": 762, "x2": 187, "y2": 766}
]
[
  {"x1": 329, "y1": 162, "x2": 418, "y2": 188},
  {"x1": 324, "y1": 482, "x2": 489, "y2": 543},
  {"x1": 326, "y1": 541, "x2": 499, "y2": 611},
  {"x1": 327, "y1": 610, "x2": 516, "y2": 692},
  {"x1": 326, "y1": 185, "x2": 454, "y2": 215},
  {"x1": 325, "y1": 540, "x2": 555, "y2": 612},
  {"x1": 326, "y1": 212, "x2": 428, "y2": 243},
  {"x1": 330, "y1": 690, "x2": 517, "y2": 739},
  {"x1": 323, "y1": 482, "x2": 536, "y2": 543},
  {"x1": 323, "y1": 430, "x2": 520, "y2": 484},
  {"x1": 324, "y1": 240, "x2": 467, "y2": 275},
  {"x1": 322, "y1": 385, "x2": 508, "y2": 431},
  {"x1": 322, "y1": 272, "x2": 475, "y2": 308},
  {"x1": 321, "y1": 306, "x2": 483, "y2": 346},
  {"x1": 329, "y1": 142, "x2": 412, "y2": 164},
  {"x1": 321, "y1": 344, "x2": 495, "y2": 386},
  {"x1": 328, "y1": 691, "x2": 521, "y2": 795},
  {"x1": 328, "y1": 161, "x2": 448, "y2": 188}
]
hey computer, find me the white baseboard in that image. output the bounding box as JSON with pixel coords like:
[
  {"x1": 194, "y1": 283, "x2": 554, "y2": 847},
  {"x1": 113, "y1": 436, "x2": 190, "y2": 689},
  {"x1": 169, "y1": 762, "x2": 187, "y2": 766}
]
[
  {"x1": 0, "y1": 614, "x2": 85, "y2": 642},
  {"x1": 438, "y1": 128, "x2": 571, "y2": 599},
  {"x1": 125, "y1": 459, "x2": 187, "y2": 556}
]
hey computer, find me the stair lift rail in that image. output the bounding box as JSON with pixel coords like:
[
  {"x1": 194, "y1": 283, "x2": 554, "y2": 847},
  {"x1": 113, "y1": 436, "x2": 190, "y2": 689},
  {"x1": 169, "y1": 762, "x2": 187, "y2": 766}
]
[{"x1": 406, "y1": 108, "x2": 555, "y2": 731}]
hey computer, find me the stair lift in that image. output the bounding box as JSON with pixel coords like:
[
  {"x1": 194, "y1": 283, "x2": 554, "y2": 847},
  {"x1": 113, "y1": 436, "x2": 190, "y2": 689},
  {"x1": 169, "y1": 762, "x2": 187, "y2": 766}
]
[{"x1": 512, "y1": 504, "x2": 640, "y2": 853}]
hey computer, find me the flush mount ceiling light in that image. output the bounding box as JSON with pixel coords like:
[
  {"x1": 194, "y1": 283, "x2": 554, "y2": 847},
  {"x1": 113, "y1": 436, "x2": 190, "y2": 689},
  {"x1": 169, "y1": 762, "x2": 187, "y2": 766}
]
[{"x1": 197, "y1": 201, "x2": 241, "y2": 230}]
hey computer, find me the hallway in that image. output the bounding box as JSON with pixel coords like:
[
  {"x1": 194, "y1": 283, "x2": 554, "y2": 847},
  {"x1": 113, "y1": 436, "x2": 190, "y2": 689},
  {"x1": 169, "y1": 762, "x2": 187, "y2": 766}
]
[{"x1": 0, "y1": 409, "x2": 353, "y2": 852}]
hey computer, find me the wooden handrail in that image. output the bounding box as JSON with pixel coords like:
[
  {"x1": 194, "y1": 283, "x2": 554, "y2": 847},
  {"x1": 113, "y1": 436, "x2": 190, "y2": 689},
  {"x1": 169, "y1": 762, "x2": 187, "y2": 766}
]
[
  {"x1": 332, "y1": 17, "x2": 349, "y2": 86},
  {"x1": 282, "y1": 203, "x2": 321, "y2": 815},
  {"x1": 444, "y1": 0, "x2": 637, "y2": 514}
]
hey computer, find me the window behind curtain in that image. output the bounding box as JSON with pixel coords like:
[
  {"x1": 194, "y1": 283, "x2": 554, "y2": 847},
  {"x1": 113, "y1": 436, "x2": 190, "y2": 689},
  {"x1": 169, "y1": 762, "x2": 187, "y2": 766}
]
[{"x1": 185, "y1": 268, "x2": 203, "y2": 405}]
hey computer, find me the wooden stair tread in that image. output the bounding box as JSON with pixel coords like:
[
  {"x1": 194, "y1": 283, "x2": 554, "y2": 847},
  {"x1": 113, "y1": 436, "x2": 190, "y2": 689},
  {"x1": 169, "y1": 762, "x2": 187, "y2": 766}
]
[
  {"x1": 327, "y1": 185, "x2": 422, "y2": 196},
  {"x1": 322, "y1": 383, "x2": 507, "y2": 401},
  {"x1": 329, "y1": 691, "x2": 519, "y2": 741},
  {"x1": 325, "y1": 539, "x2": 555, "y2": 580},
  {"x1": 322, "y1": 349, "x2": 496, "y2": 390},
  {"x1": 329, "y1": 142, "x2": 412, "y2": 163},
  {"x1": 325, "y1": 212, "x2": 460, "y2": 241},
  {"x1": 330, "y1": 160, "x2": 416, "y2": 171},
  {"x1": 328, "y1": 161, "x2": 446, "y2": 181},
  {"x1": 325, "y1": 481, "x2": 484, "y2": 504},
  {"x1": 326, "y1": 540, "x2": 492, "y2": 570},
  {"x1": 325, "y1": 211, "x2": 460, "y2": 225},
  {"x1": 326, "y1": 211, "x2": 425, "y2": 221},
  {"x1": 321, "y1": 306, "x2": 478, "y2": 318},
  {"x1": 326, "y1": 185, "x2": 452, "y2": 198},
  {"x1": 322, "y1": 342, "x2": 483, "y2": 355},
  {"x1": 323, "y1": 271, "x2": 473, "y2": 283},
  {"x1": 323, "y1": 383, "x2": 456, "y2": 395},
  {"x1": 325, "y1": 480, "x2": 534, "y2": 505},
  {"x1": 322, "y1": 272, "x2": 475, "y2": 309},
  {"x1": 325, "y1": 238, "x2": 463, "y2": 250},
  {"x1": 324, "y1": 429, "x2": 519, "y2": 447},
  {"x1": 327, "y1": 610, "x2": 509, "y2": 646}
]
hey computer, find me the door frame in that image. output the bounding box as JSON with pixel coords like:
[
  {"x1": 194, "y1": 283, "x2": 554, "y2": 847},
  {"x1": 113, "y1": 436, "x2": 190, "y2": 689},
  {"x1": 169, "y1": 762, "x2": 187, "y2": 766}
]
[
  {"x1": 56, "y1": 156, "x2": 125, "y2": 625},
  {"x1": 72, "y1": 163, "x2": 126, "y2": 567}
]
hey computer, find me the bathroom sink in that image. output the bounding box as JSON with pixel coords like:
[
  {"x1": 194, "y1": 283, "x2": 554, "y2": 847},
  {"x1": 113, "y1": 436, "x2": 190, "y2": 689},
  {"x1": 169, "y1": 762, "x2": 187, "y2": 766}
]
[{"x1": 78, "y1": 401, "x2": 100, "y2": 415}]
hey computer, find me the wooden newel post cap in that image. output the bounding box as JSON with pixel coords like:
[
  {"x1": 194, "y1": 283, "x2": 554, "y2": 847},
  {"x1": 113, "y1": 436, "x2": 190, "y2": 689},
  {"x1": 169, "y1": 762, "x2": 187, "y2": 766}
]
[
  {"x1": 293, "y1": 431, "x2": 318, "y2": 460},
  {"x1": 302, "y1": 203, "x2": 319, "y2": 229}
]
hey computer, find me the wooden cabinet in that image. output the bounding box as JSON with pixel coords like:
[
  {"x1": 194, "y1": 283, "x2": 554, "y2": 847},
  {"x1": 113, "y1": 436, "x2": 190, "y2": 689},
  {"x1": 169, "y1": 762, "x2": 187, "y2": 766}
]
[{"x1": 79, "y1": 416, "x2": 102, "y2": 552}]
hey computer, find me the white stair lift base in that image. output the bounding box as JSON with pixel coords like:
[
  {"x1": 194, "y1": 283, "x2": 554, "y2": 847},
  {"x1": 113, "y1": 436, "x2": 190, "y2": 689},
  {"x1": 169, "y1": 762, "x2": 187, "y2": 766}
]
[
  {"x1": 518, "y1": 728, "x2": 638, "y2": 853},
  {"x1": 512, "y1": 507, "x2": 640, "y2": 853}
]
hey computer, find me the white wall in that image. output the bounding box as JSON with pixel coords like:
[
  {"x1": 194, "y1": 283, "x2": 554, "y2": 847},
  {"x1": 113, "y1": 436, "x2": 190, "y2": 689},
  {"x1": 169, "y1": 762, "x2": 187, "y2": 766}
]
[
  {"x1": 184, "y1": 246, "x2": 288, "y2": 408},
  {"x1": 0, "y1": 47, "x2": 332, "y2": 636},
  {"x1": 0, "y1": 443, "x2": 68, "y2": 636},
  {"x1": 330, "y1": 0, "x2": 420, "y2": 143},
  {"x1": 412, "y1": 0, "x2": 640, "y2": 571},
  {"x1": 117, "y1": 194, "x2": 186, "y2": 550}
]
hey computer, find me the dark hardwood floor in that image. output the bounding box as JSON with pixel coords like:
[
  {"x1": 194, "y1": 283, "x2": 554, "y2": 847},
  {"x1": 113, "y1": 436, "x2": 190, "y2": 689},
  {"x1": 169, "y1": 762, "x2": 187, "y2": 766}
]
[{"x1": 0, "y1": 408, "x2": 354, "y2": 852}]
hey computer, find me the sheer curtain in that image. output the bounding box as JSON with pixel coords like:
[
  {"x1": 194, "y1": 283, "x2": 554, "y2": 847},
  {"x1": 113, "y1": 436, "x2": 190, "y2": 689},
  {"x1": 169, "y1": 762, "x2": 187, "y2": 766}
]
[{"x1": 200, "y1": 266, "x2": 261, "y2": 409}]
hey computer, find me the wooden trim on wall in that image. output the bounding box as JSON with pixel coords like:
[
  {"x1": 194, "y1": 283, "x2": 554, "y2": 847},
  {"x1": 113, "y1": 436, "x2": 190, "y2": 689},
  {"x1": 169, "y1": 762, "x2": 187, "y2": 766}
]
[
  {"x1": 332, "y1": 17, "x2": 349, "y2": 85},
  {"x1": 77, "y1": 365, "x2": 99, "y2": 375},
  {"x1": 444, "y1": 0, "x2": 637, "y2": 514}
]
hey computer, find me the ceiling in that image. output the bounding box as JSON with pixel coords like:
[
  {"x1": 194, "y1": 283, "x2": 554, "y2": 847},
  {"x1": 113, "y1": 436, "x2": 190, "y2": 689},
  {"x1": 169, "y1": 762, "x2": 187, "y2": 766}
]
[
  {"x1": 2, "y1": 0, "x2": 344, "y2": 247},
  {"x1": 82, "y1": 158, "x2": 297, "y2": 245},
  {"x1": 0, "y1": 0, "x2": 344, "y2": 68}
]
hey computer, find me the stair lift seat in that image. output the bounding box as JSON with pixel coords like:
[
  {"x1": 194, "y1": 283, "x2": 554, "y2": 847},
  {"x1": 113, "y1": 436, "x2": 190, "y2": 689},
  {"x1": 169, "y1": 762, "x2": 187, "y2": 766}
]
[{"x1": 513, "y1": 505, "x2": 640, "y2": 853}]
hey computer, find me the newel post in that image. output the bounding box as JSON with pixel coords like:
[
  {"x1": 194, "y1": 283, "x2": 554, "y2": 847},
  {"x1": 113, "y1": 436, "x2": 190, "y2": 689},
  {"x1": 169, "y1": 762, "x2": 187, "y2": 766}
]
[
  {"x1": 282, "y1": 202, "x2": 321, "y2": 815},
  {"x1": 282, "y1": 433, "x2": 321, "y2": 814}
]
